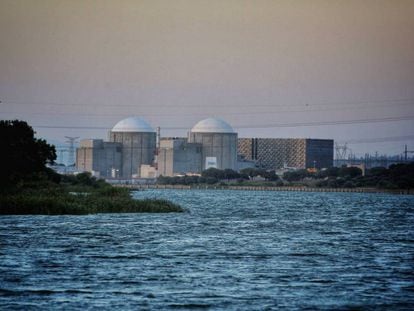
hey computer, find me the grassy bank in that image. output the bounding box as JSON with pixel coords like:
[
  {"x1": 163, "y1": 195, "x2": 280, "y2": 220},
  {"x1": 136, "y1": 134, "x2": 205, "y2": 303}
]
[
  {"x1": 0, "y1": 194, "x2": 183, "y2": 215},
  {"x1": 0, "y1": 174, "x2": 183, "y2": 215}
]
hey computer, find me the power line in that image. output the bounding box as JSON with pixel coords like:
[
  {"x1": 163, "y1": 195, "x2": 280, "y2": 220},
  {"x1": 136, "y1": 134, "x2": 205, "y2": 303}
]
[
  {"x1": 2, "y1": 97, "x2": 413, "y2": 108},
  {"x1": 1, "y1": 101, "x2": 413, "y2": 118},
  {"x1": 32, "y1": 115, "x2": 414, "y2": 130},
  {"x1": 238, "y1": 116, "x2": 414, "y2": 128},
  {"x1": 338, "y1": 135, "x2": 414, "y2": 144}
]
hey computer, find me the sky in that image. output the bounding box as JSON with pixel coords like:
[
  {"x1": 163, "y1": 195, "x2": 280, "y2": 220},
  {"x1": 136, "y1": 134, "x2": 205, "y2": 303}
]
[{"x1": 1, "y1": 0, "x2": 414, "y2": 161}]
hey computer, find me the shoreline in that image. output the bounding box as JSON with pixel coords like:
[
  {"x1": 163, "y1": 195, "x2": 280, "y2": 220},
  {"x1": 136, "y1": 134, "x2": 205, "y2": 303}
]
[{"x1": 119, "y1": 184, "x2": 412, "y2": 195}]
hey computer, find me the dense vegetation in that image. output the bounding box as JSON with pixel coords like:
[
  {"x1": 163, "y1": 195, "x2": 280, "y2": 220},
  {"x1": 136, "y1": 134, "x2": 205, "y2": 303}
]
[
  {"x1": 157, "y1": 164, "x2": 414, "y2": 190},
  {"x1": 0, "y1": 120, "x2": 56, "y2": 188},
  {"x1": 0, "y1": 120, "x2": 183, "y2": 214},
  {"x1": 1, "y1": 172, "x2": 183, "y2": 215},
  {"x1": 157, "y1": 167, "x2": 280, "y2": 185},
  {"x1": 317, "y1": 164, "x2": 413, "y2": 189},
  {"x1": 281, "y1": 164, "x2": 414, "y2": 189}
]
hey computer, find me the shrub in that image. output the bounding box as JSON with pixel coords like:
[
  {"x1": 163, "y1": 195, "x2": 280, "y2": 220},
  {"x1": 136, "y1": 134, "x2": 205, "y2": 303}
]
[{"x1": 343, "y1": 181, "x2": 356, "y2": 188}]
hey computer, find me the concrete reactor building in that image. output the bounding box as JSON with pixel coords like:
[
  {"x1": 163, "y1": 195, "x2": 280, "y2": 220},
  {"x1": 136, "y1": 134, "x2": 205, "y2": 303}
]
[
  {"x1": 76, "y1": 116, "x2": 156, "y2": 178},
  {"x1": 158, "y1": 117, "x2": 238, "y2": 176},
  {"x1": 188, "y1": 117, "x2": 238, "y2": 171},
  {"x1": 157, "y1": 138, "x2": 202, "y2": 176},
  {"x1": 109, "y1": 117, "x2": 156, "y2": 178},
  {"x1": 76, "y1": 139, "x2": 122, "y2": 178}
]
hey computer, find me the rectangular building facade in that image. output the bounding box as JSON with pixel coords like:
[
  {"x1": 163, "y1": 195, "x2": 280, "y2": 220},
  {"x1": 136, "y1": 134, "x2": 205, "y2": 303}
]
[
  {"x1": 76, "y1": 139, "x2": 122, "y2": 177},
  {"x1": 238, "y1": 138, "x2": 333, "y2": 170},
  {"x1": 305, "y1": 139, "x2": 334, "y2": 169},
  {"x1": 158, "y1": 138, "x2": 202, "y2": 176}
]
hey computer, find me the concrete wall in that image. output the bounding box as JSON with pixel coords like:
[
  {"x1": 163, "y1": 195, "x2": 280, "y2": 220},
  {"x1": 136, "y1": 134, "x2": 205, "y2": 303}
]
[
  {"x1": 188, "y1": 132, "x2": 238, "y2": 170},
  {"x1": 158, "y1": 138, "x2": 202, "y2": 176},
  {"x1": 109, "y1": 131, "x2": 156, "y2": 178},
  {"x1": 140, "y1": 164, "x2": 157, "y2": 178},
  {"x1": 158, "y1": 139, "x2": 174, "y2": 176},
  {"x1": 76, "y1": 139, "x2": 122, "y2": 177}
]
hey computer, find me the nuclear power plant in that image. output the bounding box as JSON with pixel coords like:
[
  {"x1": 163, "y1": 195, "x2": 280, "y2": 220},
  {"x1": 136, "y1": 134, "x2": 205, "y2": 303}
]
[
  {"x1": 109, "y1": 117, "x2": 156, "y2": 178},
  {"x1": 188, "y1": 118, "x2": 238, "y2": 171},
  {"x1": 76, "y1": 116, "x2": 334, "y2": 178},
  {"x1": 77, "y1": 117, "x2": 156, "y2": 178}
]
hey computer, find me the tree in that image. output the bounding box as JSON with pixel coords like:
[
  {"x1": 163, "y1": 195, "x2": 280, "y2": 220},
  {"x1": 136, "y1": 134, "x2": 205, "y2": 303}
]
[
  {"x1": 316, "y1": 167, "x2": 339, "y2": 178},
  {"x1": 0, "y1": 120, "x2": 56, "y2": 186},
  {"x1": 368, "y1": 166, "x2": 388, "y2": 177},
  {"x1": 201, "y1": 168, "x2": 225, "y2": 179},
  {"x1": 262, "y1": 170, "x2": 279, "y2": 181},
  {"x1": 388, "y1": 163, "x2": 414, "y2": 189},
  {"x1": 283, "y1": 169, "x2": 310, "y2": 181},
  {"x1": 338, "y1": 166, "x2": 362, "y2": 178},
  {"x1": 223, "y1": 169, "x2": 240, "y2": 180}
]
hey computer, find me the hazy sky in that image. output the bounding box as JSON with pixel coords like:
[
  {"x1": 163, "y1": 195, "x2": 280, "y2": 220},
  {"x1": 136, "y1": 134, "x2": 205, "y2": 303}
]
[{"x1": 1, "y1": 0, "x2": 413, "y2": 157}]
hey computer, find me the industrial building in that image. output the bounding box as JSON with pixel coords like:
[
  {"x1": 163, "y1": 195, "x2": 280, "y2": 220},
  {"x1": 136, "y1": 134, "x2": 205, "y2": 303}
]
[
  {"x1": 238, "y1": 138, "x2": 334, "y2": 170},
  {"x1": 76, "y1": 117, "x2": 156, "y2": 178},
  {"x1": 109, "y1": 117, "x2": 156, "y2": 178},
  {"x1": 76, "y1": 139, "x2": 122, "y2": 178},
  {"x1": 158, "y1": 138, "x2": 202, "y2": 176},
  {"x1": 76, "y1": 116, "x2": 334, "y2": 178},
  {"x1": 158, "y1": 118, "x2": 238, "y2": 176},
  {"x1": 188, "y1": 118, "x2": 238, "y2": 171}
]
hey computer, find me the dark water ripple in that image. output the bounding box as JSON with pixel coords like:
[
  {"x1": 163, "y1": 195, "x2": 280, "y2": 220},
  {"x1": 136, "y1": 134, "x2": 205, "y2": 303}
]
[{"x1": 1, "y1": 190, "x2": 413, "y2": 310}]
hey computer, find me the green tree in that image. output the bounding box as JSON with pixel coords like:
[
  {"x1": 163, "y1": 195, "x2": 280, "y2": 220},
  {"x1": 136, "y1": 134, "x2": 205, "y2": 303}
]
[
  {"x1": 368, "y1": 166, "x2": 388, "y2": 177},
  {"x1": 338, "y1": 166, "x2": 362, "y2": 178},
  {"x1": 283, "y1": 169, "x2": 310, "y2": 181},
  {"x1": 0, "y1": 120, "x2": 56, "y2": 187},
  {"x1": 262, "y1": 170, "x2": 279, "y2": 181},
  {"x1": 201, "y1": 168, "x2": 225, "y2": 179},
  {"x1": 316, "y1": 167, "x2": 339, "y2": 178},
  {"x1": 223, "y1": 169, "x2": 240, "y2": 180},
  {"x1": 388, "y1": 163, "x2": 414, "y2": 189}
]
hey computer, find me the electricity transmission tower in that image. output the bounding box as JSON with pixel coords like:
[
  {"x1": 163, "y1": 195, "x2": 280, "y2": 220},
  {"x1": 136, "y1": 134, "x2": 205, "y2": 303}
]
[{"x1": 334, "y1": 142, "x2": 348, "y2": 166}]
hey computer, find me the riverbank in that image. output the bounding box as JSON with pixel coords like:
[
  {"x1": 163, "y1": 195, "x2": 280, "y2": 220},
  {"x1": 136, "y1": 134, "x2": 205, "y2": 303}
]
[
  {"x1": 0, "y1": 173, "x2": 184, "y2": 215},
  {"x1": 118, "y1": 184, "x2": 412, "y2": 195},
  {"x1": 0, "y1": 194, "x2": 183, "y2": 215}
]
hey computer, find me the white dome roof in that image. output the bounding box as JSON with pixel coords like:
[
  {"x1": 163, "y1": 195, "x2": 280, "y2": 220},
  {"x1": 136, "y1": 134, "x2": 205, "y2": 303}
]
[
  {"x1": 111, "y1": 116, "x2": 154, "y2": 133},
  {"x1": 191, "y1": 117, "x2": 235, "y2": 133}
]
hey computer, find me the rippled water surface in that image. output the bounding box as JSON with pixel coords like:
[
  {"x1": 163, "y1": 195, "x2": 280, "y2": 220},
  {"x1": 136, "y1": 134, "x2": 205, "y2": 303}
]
[{"x1": 1, "y1": 190, "x2": 414, "y2": 310}]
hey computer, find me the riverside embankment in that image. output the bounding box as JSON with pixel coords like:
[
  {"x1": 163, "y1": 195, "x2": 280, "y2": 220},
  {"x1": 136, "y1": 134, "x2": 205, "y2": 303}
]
[{"x1": 117, "y1": 184, "x2": 412, "y2": 195}]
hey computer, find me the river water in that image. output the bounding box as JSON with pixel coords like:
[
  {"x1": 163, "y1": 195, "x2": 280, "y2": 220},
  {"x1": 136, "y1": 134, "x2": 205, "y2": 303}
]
[{"x1": 1, "y1": 189, "x2": 413, "y2": 310}]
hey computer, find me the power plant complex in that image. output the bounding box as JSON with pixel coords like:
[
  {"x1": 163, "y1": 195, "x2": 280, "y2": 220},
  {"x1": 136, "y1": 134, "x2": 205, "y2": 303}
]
[{"x1": 76, "y1": 116, "x2": 334, "y2": 178}]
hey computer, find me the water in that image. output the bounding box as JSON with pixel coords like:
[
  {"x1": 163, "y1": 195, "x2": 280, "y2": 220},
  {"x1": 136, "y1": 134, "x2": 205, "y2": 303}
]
[{"x1": 1, "y1": 190, "x2": 413, "y2": 310}]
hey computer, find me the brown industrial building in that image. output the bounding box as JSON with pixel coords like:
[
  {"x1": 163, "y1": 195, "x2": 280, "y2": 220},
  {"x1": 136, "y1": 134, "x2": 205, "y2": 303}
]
[{"x1": 238, "y1": 138, "x2": 334, "y2": 170}]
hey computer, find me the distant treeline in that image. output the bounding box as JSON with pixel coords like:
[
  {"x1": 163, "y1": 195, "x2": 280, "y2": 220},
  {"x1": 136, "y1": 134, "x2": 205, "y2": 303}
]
[
  {"x1": 283, "y1": 164, "x2": 414, "y2": 189},
  {"x1": 158, "y1": 164, "x2": 414, "y2": 190},
  {"x1": 158, "y1": 168, "x2": 281, "y2": 186}
]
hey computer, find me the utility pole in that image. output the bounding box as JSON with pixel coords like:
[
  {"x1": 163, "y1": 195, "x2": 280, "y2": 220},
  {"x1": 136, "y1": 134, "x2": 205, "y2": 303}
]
[
  {"x1": 65, "y1": 136, "x2": 80, "y2": 166},
  {"x1": 405, "y1": 144, "x2": 407, "y2": 161},
  {"x1": 404, "y1": 144, "x2": 414, "y2": 162}
]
